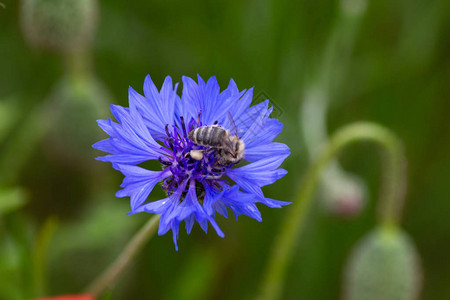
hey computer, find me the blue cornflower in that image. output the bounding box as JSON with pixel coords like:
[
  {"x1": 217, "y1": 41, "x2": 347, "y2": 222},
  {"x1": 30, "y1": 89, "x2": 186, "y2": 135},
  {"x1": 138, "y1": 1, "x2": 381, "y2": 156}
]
[{"x1": 93, "y1": 75, "x2": 290, "y2": 250}]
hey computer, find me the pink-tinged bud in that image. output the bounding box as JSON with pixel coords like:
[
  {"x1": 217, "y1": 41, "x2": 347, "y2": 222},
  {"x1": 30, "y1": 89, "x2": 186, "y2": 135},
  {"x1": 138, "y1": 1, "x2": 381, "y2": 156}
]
[{"x1": 321, "y1": 168, "x2": 366, "y2": 218}]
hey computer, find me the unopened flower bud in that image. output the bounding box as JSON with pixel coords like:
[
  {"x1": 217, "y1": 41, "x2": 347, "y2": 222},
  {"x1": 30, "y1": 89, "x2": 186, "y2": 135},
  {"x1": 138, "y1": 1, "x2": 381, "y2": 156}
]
[
  {"x1": 45, "y1": 76, "x2": 109, "y2": 170},
  {"x1": 322, "y1": 165, "x2": 366, "y2": 218},
  {"x1": 21, "y1": 0, "x2": 98, "y2": 53},
  {"x1": 343, "y1": 227, "x2": 422, "y2": 300}
]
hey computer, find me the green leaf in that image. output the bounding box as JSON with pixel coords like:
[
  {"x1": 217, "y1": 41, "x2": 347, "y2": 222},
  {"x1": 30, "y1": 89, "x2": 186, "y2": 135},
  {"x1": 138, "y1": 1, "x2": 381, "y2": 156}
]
[
  {"x1": 0, "y1": 235, "x2": 25, "y2": 300},
  {"x1": 0, "y1": 97, "x2": 21, "y2": 143},
  {"x1": 0, "y1": 187, "x2": 27, "y2": 215}
]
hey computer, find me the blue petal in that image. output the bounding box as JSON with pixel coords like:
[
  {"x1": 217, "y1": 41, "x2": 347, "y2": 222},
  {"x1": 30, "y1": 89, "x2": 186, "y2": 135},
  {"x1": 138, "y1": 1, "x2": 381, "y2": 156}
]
[
  {"x1": 227, "y1": 154, "x2": 289, "y2": 189},
  {"x1": 198, "y1": 75, "x2": 221, "y2": 124},
  {"x1": 202, "y1": 183, "x2": 225, "y2": 216},
  {"x1": 128, "y1": 86, "x2": 166, "y2": 139},
  {"x1": 185, "y1": 214, "x2": 195, "y2": 234},
  {"x1": 96, "y1": 119, "x2": 115, "y2": 137},
  {"x1": 171, "y1": 219, "x2": 180, "y2": 251},
  {"x1": 113, "y1": 164, "x2": 171, "y2": 211},
  {"x1": 240, "y1": 103, "x2": 283, "y2": 147},
  {"x1": 96, "y1": 154, "x2": 155, "y2": 165},
  {"x1": 258, "y1": 197, "x2": 292, "y2": 208},
  {"x1": 220, "y1": 186, "x2": 263, "y2": 222},
  {"x1": 139, "y1": 75, "x2": 179, "y2": 137},
  {"x1": 213, "y1": 201, "x2": 228, "y2": 218},
  {"x1": 92, "y1": 138, "x2": 115, "y2": 153},
  {"x1": 157, "y1": 184, "x2": 186, "y2": 236},
  {"x1": 234, "y1": 99, "x2": 267, "y2": 137},
  {"x1": 181, "y1": 75, "x2": 241, "y2": 126},
  {"x1": 198, "y1": 218, "x2": 209, "y2": 233},
  {"x1": 244, "y1": 142, "x2": 290, "y2": 162},
  {"x1": 228, "y1": 88, "x2": 254, "y2": 131},
  {"x1": 129, "y1": 188, "x2": 181, "y2": 216},
  {"x1": 217, "y1": 78, "x2": 240, "y2": 100},
  {"x1": 181, "y1": 76, "x2": 202, "y2": 121},
  {"x1": 94, "y1": 105, "x2": 166, "y2": 165},
  {"x1": 167, "y1": 180, "x2": 225, "y2": 238}
]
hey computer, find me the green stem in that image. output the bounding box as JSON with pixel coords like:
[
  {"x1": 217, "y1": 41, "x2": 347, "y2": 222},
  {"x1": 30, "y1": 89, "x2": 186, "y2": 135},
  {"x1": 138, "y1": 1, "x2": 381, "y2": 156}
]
[
  {"x1": 64, "y1": 50, "x2": 92, "y2": 81},
  {"x1": 85, "y1": 214, "x2": 161, "y2": 296},
  {"x1": 0, "y1": 103, "x2": 52, "y2": 186},
  {"x1": 258, "y1": 122, "x2": 406, "y2": 300},
  {"x1": 32, "y1": 217, "x2": 58, "y2": 297}
]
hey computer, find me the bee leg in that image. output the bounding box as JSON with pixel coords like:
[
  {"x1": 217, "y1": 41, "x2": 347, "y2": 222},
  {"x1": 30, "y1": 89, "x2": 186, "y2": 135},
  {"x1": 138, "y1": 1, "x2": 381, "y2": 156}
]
[
  {"x1": 205, "y1": 175, "x2": 223, "y2": 180},
  {"x1": 185, "y1": 150, "x2": 204, "y2": 160},
  {"x1": 224, "y1": 149, "x2": 237, "y2": 158}
]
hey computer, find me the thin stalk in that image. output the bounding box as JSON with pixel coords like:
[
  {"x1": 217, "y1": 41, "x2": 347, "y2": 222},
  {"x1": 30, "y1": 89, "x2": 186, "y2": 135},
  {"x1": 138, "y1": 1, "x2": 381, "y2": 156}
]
[
  {"x1": 85, "y1": 214, "x2": 161, "y2": 296},
  {"x1": 258, "y1": 122, "x2": 406, "y2": 300}
]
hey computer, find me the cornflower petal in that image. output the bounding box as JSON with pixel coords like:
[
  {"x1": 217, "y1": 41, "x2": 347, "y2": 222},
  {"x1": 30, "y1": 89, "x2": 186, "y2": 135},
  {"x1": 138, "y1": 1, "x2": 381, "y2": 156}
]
[{"x1": 94, "y1": 75, "x2": 290, "y2": 249}]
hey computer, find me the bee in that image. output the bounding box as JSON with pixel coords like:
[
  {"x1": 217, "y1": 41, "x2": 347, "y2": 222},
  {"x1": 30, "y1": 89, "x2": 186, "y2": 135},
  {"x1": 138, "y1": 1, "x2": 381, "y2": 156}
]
[{"x1": 187, "y1": 113, "x2": 245, "y2": 166}]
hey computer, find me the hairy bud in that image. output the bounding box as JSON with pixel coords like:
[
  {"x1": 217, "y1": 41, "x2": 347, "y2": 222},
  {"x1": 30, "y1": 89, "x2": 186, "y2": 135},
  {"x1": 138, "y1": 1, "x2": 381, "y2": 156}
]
[
  {"x1": 45, "y1": 76, "x2": 109, "y2": 170},
  {"x1": 21, "y1": 0, "x2": 98, "y2": 53},
  {"x1": 343, "y1": 227, "x2": 422, "y2": 300}
]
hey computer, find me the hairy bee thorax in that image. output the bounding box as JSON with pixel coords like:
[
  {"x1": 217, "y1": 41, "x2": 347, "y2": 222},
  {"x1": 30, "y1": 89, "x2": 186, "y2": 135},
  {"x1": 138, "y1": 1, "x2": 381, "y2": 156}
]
[{"x1": 188, "y1": 124, "x2": 245, "y2": 167}]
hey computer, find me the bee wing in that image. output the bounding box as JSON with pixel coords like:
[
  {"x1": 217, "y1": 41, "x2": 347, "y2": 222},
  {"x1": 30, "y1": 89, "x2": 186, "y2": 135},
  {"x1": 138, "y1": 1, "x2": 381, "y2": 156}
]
[{"x1": 227, "y1": 112, "x2": 239, "y2": 137}]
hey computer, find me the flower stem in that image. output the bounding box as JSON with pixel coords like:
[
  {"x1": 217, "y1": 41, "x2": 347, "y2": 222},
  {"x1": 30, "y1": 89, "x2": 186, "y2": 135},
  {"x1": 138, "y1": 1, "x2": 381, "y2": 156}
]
[
  {"x1": 85, "y1": 214, "x2": 161, "y2": 296},
  {"x1": 258, "y1": 122, "x2": 406, "y2": 300}
]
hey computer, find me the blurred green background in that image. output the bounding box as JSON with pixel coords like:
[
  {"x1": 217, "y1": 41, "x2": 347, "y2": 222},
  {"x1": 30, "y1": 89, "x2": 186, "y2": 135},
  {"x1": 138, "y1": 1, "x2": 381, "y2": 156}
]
[{"x1": 1, "y1": 0, "x2": 450, "y2": 299}]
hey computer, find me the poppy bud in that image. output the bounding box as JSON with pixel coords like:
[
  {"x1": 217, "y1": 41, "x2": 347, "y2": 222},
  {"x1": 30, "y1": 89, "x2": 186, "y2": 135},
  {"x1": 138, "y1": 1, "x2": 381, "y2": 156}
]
[
  {"x1": 21, "y1": 0, "x2": 98, "y2": 53},
  {"x1": 45, "y1": 76, "x2": 110, "y2": 170},
  {"x1": 321, "y1": 166, "x2": 366, "y2": 218},
  {"x1": 343, "y1": 227, "x2": 422, "y2": 300}
]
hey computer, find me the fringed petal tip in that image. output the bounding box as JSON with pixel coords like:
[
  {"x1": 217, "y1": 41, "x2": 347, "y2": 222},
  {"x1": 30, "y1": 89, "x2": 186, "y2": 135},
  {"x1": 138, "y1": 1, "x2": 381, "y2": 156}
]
[{"x1": 259, "y1": 198, "x2": 292, "y2": 208}]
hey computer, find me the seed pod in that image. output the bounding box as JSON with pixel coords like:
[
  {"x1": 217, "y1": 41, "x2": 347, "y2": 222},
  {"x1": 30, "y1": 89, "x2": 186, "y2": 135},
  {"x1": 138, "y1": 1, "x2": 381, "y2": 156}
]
[
  {"x1": 343, "y1": 227, "x2": 422, "y2": 300},
  {"x1": 21, "y1": 0, "x2": 98, "y2": 53}
]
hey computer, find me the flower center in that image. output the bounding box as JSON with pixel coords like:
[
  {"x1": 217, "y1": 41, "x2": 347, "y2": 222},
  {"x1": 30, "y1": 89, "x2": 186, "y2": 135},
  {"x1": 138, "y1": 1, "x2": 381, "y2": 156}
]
[{"x1": 159, "y1": 116, "x2": 227, "y2": 198}]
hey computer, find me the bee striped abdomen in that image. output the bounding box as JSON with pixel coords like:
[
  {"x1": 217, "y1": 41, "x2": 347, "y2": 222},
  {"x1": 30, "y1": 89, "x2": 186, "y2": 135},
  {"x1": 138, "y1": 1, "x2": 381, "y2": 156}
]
[{"x1": 190, "y1": 125, "x2": 225, "y2": 147}]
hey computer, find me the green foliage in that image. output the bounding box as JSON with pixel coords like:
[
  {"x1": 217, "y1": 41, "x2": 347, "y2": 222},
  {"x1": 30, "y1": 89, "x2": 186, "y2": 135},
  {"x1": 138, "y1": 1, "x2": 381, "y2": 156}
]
[
  {"x1": 0, "y1": 234, "x2": 25, "y2": 300},
  {"x1": 0, "y1": 0, "x2": 449, "y2": 299},
  {"x1": 0, "y1": 97, "x2": 21, "y2": 143},
  {"x1": 0, "y1": 187, "x2": 27, "y2": 215}
]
